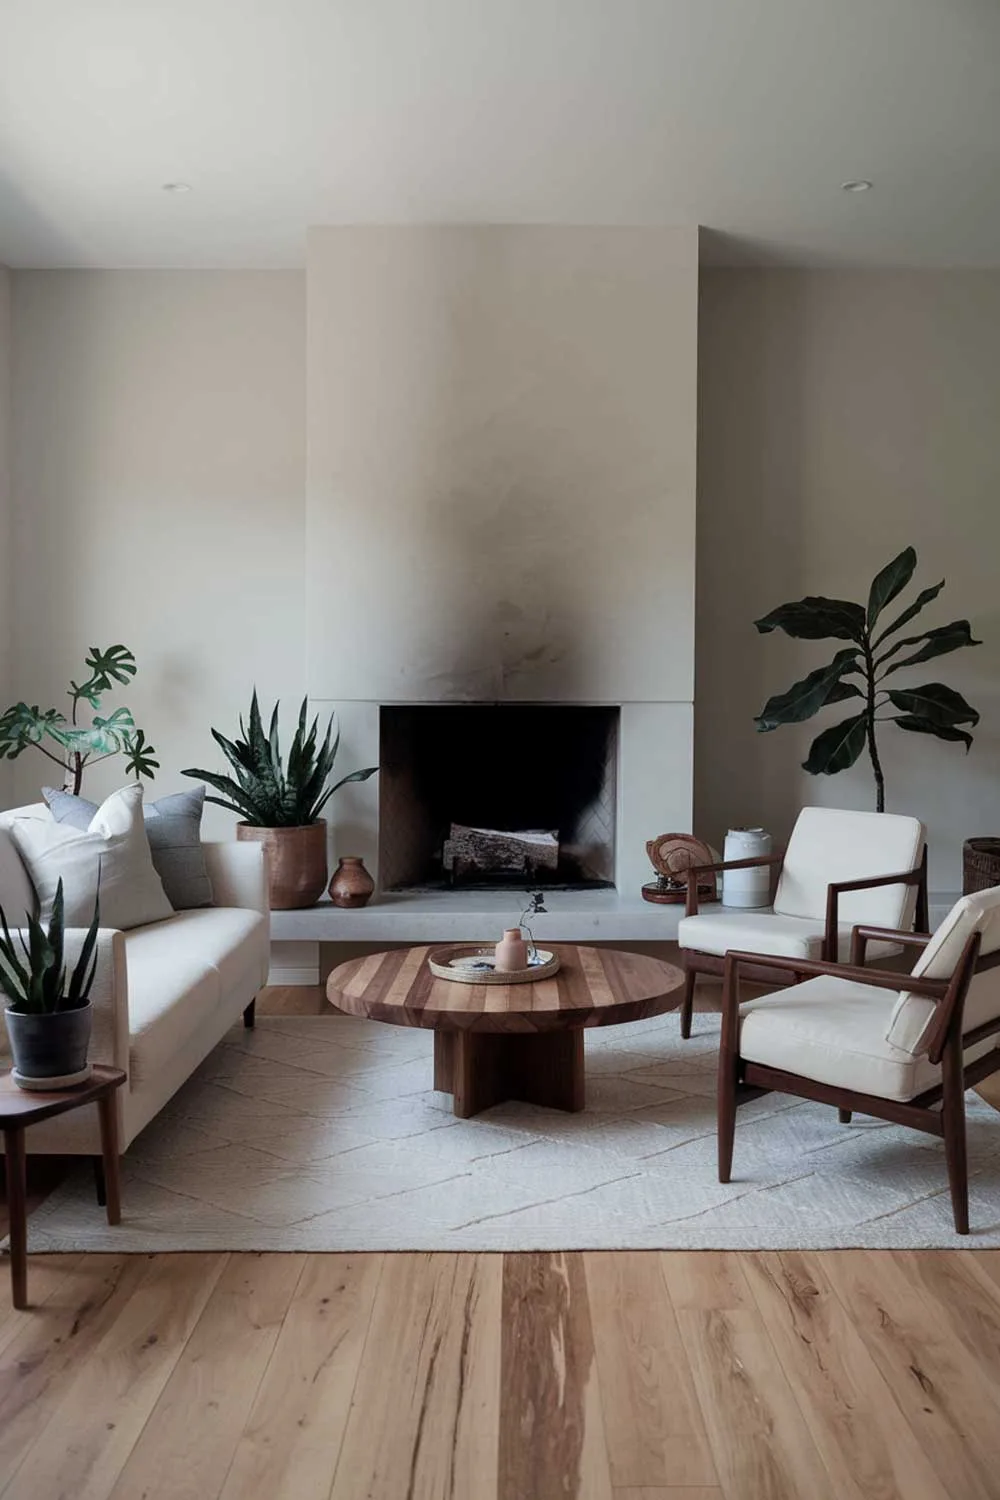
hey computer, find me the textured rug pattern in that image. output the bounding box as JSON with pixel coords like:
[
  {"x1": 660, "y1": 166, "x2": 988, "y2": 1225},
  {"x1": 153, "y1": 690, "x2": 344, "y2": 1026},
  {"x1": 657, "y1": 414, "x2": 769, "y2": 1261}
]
[{"x1": 25, "y1": 1013, "x2": 1000, "y2": 1250}]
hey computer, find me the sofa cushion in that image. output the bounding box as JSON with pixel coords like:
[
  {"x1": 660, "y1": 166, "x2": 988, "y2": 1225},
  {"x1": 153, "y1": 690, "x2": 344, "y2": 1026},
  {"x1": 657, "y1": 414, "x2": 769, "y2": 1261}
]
[
  {"x1": 677, "y1": 907, "x2": 899, "y2": 963},
  {"x1": 44, "y1": 784, "x2": 214, "y2": 911},
  {"x1": 739, "y1": 974, "x2": 998, "y2": 1102},
  {"x1": 772, "y1": 807, "x2": 924, "y2": 928},
  {"x1": 124, "y1": 907, "x2": 267, "y2": 1084},
  {"x1": 8, "y1": 784, "x2": 172, "y2": 929},
  {"x1": 0, "y1": 805, "x2": 46, "y2": 923},
  {"x1": 886, "y1": 885, "x2": 1000, "y2": 1056}
]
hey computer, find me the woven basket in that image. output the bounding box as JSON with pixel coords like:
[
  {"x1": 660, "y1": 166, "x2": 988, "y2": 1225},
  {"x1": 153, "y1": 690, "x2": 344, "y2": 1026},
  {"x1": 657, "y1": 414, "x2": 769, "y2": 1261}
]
[{"x1": 963, "y1": 838, "x2": 1000, "y2": 895}]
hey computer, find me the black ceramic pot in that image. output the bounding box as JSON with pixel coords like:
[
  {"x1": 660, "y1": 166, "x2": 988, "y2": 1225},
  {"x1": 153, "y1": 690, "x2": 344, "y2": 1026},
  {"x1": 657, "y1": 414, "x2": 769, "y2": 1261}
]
[{"x1": 5, "y1": 1002, "x2": 92, "y2": 1085}]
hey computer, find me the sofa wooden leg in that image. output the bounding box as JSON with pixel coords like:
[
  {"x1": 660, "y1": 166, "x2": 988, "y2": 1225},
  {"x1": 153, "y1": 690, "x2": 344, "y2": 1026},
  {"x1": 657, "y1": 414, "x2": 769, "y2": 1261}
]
[
  {"x1": 243, "y1": 998, "x2": 256, "y2": 1030},
  {"x1": 838, "y1": 1108, "x2": 853, "y2": 1124},
  {"x1": 941, "y1": 1041, "x2": 969, "y2": 1234},
  {"x1": 679, "y1": 967, "x2": 696, "y2": 1040}
]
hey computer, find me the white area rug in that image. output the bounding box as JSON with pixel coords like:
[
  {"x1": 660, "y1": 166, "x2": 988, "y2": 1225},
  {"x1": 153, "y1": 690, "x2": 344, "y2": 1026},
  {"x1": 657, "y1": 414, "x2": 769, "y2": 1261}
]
[{"x1": 24, "y1": 1013, "x2": 1000, "y2": 1251}]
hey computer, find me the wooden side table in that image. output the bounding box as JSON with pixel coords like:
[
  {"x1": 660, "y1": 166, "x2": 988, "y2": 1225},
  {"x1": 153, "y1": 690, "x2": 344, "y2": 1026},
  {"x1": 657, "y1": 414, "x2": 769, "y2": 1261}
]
[{"x1": 1, "y1": 1064, "x2": 126, "y2": 1309}]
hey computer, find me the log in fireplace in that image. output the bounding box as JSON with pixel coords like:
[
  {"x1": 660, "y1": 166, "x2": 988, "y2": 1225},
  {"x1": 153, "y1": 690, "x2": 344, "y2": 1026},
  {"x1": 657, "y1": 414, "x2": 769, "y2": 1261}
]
[{"x1": 379, "y1": 705, "x2": 619, "y2": 890}]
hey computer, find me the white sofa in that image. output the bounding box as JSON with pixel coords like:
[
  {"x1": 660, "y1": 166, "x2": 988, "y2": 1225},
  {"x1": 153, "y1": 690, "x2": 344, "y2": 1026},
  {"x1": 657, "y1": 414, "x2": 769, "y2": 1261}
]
[{"x1": 0, "y1": 804, "x2": 269, "y2": 1157}]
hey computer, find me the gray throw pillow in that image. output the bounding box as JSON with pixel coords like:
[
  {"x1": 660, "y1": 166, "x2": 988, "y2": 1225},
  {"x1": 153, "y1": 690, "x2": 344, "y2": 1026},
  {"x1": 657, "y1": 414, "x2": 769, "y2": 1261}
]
[{"x1": 43, "y1": 784, "x2": 214, "y2": 910}]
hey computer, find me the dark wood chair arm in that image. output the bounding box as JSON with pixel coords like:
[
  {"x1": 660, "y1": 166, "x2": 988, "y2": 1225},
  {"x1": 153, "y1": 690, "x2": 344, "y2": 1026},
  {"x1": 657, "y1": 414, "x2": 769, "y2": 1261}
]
[
  {"x1": 722, "y1": 948, "x2": 948, "y2": 998},
  {"x1": 849, "y1": 925, "x2": 934, "y2": 966},
  {"x1": 823, "y1": 853, "x2": 928, "y2": 963},
  {"x1": 684, "y1": 852, "x2": 784, "y2": 917}
]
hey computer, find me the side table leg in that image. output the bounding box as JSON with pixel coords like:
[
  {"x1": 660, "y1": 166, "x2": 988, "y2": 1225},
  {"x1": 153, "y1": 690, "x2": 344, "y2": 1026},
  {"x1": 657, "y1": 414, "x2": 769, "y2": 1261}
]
[
  {"x1": 97, "y1": 1095, "x2": 122, "y2": 1226},
  {"x1": 3, "y1": 1127, "x2": 27, "y2": 1309}
]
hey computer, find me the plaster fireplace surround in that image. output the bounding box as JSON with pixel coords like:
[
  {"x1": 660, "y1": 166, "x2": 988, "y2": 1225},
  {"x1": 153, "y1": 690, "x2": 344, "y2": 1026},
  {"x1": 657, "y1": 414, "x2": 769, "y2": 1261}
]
[{"x1": 268, "y1": 225, "x2": 699, "y2": 980}]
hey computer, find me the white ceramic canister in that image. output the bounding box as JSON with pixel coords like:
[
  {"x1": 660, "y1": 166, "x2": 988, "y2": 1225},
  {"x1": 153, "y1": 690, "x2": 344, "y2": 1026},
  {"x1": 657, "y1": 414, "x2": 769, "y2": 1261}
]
[{"x1": 721, "y1": 827, "x2": 773, "y2": 908}]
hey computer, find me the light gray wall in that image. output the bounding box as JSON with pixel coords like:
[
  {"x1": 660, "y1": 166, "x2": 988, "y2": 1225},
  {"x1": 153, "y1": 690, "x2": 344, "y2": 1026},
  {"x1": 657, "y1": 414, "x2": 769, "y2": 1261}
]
[
  {"x1": 0, "y1": 267, "x2": 11, "y2": 807},
  {"x1": 696, "y1": 269, "x2": 1000, "y2": 892},
  {"x1": 9, "y1": 271, "x2": 306, "y2": 833}
]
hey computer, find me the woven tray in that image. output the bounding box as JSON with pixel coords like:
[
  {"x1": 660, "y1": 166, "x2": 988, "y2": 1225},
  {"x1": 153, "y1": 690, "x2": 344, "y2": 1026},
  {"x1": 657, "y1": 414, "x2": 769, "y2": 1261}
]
[{"x1": 427, "y1": 944, "x2": 561, "y2": 985}]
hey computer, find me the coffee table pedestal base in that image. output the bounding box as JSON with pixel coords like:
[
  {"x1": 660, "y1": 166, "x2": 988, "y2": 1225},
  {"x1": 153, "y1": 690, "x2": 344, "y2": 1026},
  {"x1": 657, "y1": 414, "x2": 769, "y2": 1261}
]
[{"x1": 433, "y1": 1030, "x2": 585, "y2": 1119}]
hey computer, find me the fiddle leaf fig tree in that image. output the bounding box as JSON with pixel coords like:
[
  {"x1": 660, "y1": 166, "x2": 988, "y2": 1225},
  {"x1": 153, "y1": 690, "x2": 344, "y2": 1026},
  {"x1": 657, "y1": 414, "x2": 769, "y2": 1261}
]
[
  {"x1": 0, "y1": 645, "x2": 159, "y2": 796},
  {"x1": 754, "y1": 547, "x2": 981, "y2": 812}
]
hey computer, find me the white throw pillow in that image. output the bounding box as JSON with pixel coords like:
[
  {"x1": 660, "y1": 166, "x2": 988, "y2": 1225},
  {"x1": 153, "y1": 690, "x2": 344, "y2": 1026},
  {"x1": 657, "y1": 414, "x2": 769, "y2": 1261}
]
[{"x1": 8, "y1": 783, "x2": 173, "y2": 931}]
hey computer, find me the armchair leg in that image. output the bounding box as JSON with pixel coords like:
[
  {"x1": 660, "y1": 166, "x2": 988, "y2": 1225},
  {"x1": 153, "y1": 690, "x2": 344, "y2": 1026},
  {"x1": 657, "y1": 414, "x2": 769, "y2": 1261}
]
[
  {"x1": 717, "y1": 1059, "x2": 737, "y2": 1184},
  {"x1": 838, "y1": 1108, "x2": 853, "y2": 1124},
  {"x1": 679, "y1": 967, "x2": 696, "y2": 1040},
  {"x1": 941, "y1": 1040, "x2": 969, "y2": 1234},
  {"x1": 243, "y1": 998, "x2": 256, "y2": 1030}
]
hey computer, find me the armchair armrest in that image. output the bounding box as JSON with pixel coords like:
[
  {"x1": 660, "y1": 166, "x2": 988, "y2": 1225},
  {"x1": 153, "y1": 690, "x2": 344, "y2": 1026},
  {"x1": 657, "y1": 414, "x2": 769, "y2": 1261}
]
[
  {"x1": 849, "y1": 925, "x2": 934, "y2": 966},
  {"x1": 718, "y1": 944, "x2": 949, "y2": 1065},
  {"x1": 203, "y1": 841, "x2": 270, "y2": 916},
  {"x1": 0, "y1": 928, "x2": 129, "y2": 1076},
  {"x1": 684, "y1": 852, "x2": 784, "y2": 917},
  {"x1": 823, "y1": 849, "x2": 928, "y2": 963}
]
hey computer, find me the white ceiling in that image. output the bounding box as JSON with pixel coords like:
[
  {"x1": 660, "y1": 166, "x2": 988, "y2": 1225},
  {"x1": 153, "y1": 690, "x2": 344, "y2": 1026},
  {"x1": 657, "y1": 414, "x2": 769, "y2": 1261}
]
[{"x1": 1, "y1": 0, "x2": 999, "y2": 270}]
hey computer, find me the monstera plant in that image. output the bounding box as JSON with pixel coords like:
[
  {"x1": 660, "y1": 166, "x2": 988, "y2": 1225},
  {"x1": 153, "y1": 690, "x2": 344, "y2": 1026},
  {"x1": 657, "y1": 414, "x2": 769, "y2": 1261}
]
[
  {"x1": 0, "y1": 645, "x2": 158, "y2": 796},
  {"x1": 755, "y1": 547, "x2": 980, "y2": 812}
]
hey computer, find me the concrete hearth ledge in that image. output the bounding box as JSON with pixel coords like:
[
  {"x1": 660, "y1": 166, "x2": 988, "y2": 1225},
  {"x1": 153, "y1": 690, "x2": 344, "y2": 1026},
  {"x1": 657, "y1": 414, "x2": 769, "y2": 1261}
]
[{"x1": 270, "y1": 888, "x2": 687, "y2": 944}]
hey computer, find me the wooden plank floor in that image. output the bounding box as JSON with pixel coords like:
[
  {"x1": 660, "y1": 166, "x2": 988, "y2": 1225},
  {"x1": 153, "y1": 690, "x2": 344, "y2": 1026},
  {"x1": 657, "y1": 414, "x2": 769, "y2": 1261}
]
[{"x1": 0, "y1": 982, "x2": 998, "y2": 1500}]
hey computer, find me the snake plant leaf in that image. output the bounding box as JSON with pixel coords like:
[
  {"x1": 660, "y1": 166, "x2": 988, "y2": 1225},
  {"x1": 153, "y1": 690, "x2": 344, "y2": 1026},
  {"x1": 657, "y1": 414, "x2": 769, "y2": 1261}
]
[
  {"x1": 754, "y1": 597, "x2": 867, "y2": 643},
  {"x1": 66, "y1": 892, "x2": 102, "y2": 1011},
  {"x1": 247, "y1": 691, "x2": 284, "y2": 811},
  {"x1": 185, "y1": 769, "x2": 262, "y2": 822},
  {"x1": 871, "y1": 579, "x2": 945, "y2": 649},
  {"x1": 802, "y1": 713, "x2": 868, "y2": 775},
  {"x1": 48, "y1": 879, "x2": 65, "y2": 1000},
  {"x1": 755, "y1": 649, "x2": 861, "y2": 731},
  {"x1": 83, "y1": 644, "x2": 137, "y2": 692},
  {"x1": 122, "y1": 728, "x2": 160, "y2": 780},
  {"x1": 313, "y1": 766, "x2": 378, "y2": 820},
  {"x1": 866, "y1": 547, "x2": 916, "y2": 629},
  {"x1": 884, "y1": 682, "x2": 979, "y2": 728},
  {"x1": 879, "y1": 620, "x2": 982, "y2": 677},
  {"x1": 891, "y1": 715, "x2": 975, "y2": 753}
]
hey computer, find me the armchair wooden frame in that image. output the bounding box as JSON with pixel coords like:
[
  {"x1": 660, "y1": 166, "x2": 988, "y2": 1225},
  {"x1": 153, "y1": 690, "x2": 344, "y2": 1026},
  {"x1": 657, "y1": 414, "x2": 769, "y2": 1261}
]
[
  {"x1": 718, "y1": 924, "x2": 1000, "y2": 1233},
  {"x1": 678, "y1": 845, "x2": 929, "y2": 1039}
]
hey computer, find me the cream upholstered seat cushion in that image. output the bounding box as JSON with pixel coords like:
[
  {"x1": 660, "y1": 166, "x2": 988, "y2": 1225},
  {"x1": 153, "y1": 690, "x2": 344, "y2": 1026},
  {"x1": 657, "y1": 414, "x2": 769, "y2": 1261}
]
[
  {"x1": 772, "y1": 806, "x2": 924, "y2": 928},
  {"x1": 739, "y1": 975, "x2": 998, "y2": 1103},
  {"x1": 125, "y1": 907, "x2": 267, "y2": 1084},
  {"x1": 677, "y1": 908, "x2": 899, "y2": 963},
  {"x1": 886, "y1": 886, "x2": 1000, "y2": 1056}
]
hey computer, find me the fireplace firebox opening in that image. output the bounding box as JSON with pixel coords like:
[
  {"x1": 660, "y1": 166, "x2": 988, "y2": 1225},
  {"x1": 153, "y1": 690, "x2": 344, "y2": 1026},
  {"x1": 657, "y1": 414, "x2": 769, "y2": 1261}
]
[{"x1": 379, "y1": 705, "x2": 619, "y2": 891}]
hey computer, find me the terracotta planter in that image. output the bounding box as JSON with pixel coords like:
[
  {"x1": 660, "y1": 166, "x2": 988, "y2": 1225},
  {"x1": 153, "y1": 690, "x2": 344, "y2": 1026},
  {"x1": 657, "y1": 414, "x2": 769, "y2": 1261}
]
[
  {"x1": 328, "y1": 856, "x2": 375, "y2": 909},
  {"x1": 237, "y1": 821, "x2": 328, "y2": 909}
]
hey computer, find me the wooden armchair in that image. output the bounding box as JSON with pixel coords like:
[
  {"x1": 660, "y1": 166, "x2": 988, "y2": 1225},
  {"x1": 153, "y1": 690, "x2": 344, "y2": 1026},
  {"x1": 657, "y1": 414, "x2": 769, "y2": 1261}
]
[
  {"x1": 716, "y1": 885, "x2": 1000, "y2": 1233},
  {"x1": 677, "y1": 806, "x2": 928, "y2": 1038}
]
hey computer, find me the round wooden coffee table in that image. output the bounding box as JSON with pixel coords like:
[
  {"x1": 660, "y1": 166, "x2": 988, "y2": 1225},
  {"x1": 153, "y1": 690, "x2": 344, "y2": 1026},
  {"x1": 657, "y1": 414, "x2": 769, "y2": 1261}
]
[{"x1": 325, "y1": 944, "x2": 684, "y2": 1118}]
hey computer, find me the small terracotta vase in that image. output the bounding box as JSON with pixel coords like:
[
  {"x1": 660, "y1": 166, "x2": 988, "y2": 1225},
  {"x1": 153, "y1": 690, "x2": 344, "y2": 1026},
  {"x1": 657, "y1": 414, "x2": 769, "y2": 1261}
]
[
  {"x1": 494, "y1": 927, "x2": 528, "y2": 973},
  {"x1": 328, "y1": 856, "x2": 375, "y2": 909},
  {"x1": 237, "y1": 821, "x2": 327, "y2": 909}
]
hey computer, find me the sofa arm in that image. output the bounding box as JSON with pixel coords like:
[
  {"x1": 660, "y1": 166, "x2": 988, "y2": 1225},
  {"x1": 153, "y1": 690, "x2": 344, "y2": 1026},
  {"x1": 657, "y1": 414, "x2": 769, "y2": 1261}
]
[
  {"x1": 0, "y1": 928, "x2": 129, "y2": 1074},
  {"x1": 203, "y1": 840, "x2": 270, "y2": 916}
]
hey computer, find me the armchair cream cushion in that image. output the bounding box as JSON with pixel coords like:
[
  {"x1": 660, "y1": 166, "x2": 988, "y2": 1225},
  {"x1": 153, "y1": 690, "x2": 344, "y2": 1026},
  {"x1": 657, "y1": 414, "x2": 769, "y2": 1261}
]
[
  {"x1": 772, "y1": 806, "x2": 924, "y2": 926},
  {"x1": 886, "y1": 886, "x2": 1000, "y2": 1056}
]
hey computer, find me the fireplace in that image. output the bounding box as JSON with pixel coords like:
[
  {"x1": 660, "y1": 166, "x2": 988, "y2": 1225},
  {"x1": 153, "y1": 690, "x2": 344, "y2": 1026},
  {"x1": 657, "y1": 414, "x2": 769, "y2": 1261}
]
[{"x1": 379, "y1": 705, "x2": 619, "y2": 890}]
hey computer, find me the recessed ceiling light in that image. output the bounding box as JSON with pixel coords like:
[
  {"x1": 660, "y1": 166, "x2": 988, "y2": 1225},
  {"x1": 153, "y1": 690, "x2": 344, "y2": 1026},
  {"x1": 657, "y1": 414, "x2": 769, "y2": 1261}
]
[
  {"x1": 161, "y1": 181, "x2": 192, "y2": 193},
  {"x1": 841, "y1": 179, "x2": 872, "y2": 193}
]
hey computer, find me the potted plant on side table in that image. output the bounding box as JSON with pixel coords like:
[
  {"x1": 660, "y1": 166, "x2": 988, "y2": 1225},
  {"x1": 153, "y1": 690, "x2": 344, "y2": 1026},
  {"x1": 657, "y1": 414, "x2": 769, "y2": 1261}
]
[
  {"x1": 183, "y1": 692, "x2": 377, "y2": 909},
  {"x1": 0, "y1": 879, "x2": 101, "y2": 1089}
]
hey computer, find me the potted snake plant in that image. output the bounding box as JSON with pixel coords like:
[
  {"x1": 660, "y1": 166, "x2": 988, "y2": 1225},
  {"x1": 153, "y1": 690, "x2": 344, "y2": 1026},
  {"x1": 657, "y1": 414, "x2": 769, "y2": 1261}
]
[
  {"x1": 183, "y1": 693, "x2": 377, "y2": 909},
  {"x1": 0, "y1": 879, "x2": 101, "y2": 1089}
]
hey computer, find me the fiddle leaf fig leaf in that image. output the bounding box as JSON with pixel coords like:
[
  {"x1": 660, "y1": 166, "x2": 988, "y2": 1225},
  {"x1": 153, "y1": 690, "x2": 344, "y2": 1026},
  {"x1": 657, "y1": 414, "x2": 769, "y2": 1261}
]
[
  {"x1": 755, "y1": 649, "x2": 861, "y2": 731},
  {"x1": 802, "y1": 713, "x2": 868, "y2": 776},
  {"x1": 884, "y1": 682, "x2": 979, "y2": 728},
  {"x1": 879, "y1": 620, "x2": 981, "y2": 676},
  {"x1": 754, "y1": 597, "x2": 866, "y2": 643},
  {"x1": 871, "y1": 579, "x2": 945, "y2": 648},
  {"x1": 866, "y1": 547, "x2": 916, "y2": 629},
  {"x1": 892, "y1": 715, "x2": 974, "y2": 752}
]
